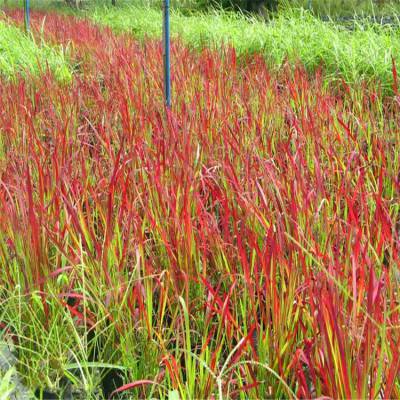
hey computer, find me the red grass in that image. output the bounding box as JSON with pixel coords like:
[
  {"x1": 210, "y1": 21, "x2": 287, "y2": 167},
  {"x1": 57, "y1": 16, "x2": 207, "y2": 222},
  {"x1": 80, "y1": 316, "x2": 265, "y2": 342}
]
[{"x1": 0, "y1": 9, "x2": 399, "y2": 399}]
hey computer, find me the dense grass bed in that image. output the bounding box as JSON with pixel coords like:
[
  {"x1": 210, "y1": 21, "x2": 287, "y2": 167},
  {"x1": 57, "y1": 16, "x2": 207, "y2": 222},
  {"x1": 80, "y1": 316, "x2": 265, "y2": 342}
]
[
  {"x1": 0, "y1": 9, "x2": 399, "y2": 400},
  {"x1": 0, "y1": 17, "x2": 71, "y2": 80}
]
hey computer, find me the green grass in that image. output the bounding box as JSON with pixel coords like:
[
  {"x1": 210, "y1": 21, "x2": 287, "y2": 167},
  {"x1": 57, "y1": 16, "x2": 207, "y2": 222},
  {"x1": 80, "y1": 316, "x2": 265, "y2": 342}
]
[
  {"x1": 0, "y1": 17, "x2": 71, "y2": 81},
  {"x1": 0, "y1": 368, "x2": 16, "y2": 400},
  {"x1": 294, "y1": 0, "x2": 400, "y2": 17}
]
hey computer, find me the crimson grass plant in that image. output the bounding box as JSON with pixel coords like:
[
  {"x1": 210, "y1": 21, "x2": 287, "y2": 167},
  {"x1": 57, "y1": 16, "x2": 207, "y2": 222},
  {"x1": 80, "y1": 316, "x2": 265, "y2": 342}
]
[{"x1": 0, "y1": 10, "x2": 399, "y2": 399}]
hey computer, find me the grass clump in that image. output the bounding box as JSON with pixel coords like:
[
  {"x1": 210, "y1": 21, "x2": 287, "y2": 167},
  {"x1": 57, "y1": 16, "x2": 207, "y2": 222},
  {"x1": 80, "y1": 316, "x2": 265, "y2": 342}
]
[{"x1": 0, "y1": 18, "x2": 71, "y2": 81}]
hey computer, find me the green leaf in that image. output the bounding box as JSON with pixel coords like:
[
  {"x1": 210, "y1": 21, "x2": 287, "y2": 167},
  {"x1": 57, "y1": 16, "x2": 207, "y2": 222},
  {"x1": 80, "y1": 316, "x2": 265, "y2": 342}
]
[
  {"x1": 64, "y1": 362, "x2": 127, "y2": 371},
  {"x1": 168, "y1": 389, "x2": 180, "y2": 400}
]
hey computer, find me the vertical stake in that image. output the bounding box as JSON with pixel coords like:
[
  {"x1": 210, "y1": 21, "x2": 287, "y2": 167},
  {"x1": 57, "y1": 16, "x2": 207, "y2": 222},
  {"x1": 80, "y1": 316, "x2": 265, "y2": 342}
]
[
  {"x1": 24, "y1": 0, "x2": 30, "y2": 32},
  {"x1": 163, "y1": 0, "x2": 171, "y2": 108}
]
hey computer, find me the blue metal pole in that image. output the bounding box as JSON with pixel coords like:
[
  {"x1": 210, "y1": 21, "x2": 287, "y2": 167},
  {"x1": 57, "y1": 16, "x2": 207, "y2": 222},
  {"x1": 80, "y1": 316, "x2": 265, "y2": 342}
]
[
  {"x1": 163, "y1": 0, "x2": 171, "y2": 108},
  {"x1": 24, "y1": 0, "x2": 30, "y2": 32}
]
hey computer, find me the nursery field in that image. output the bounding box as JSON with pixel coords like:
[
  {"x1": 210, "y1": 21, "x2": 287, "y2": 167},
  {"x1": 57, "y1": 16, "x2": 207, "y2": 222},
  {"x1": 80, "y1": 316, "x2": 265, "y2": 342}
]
[{"x1": 0, "y1": 6, "x2": 400, "y2": 400}]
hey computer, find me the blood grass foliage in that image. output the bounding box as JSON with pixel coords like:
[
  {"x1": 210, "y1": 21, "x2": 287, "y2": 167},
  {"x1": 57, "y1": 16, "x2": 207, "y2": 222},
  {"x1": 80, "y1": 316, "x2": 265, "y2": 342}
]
[
  {"x1": 0, "y1": 17, "x2": 71, "y2": 81},
  {"x1": 1, "y1": 10, "x2": 400, "y2": 399}
]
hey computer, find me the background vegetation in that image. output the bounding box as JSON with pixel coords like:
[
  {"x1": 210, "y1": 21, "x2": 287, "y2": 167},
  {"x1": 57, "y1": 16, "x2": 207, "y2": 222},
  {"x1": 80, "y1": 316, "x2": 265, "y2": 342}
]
[
  {"x1": 3, "y1": 0, "x2": 400, "y2": 90},
  {"x1": 89, "y1": 5, "x2": 400, "y2": 91},
  {"x1": 4, "y1": 0, "x2": 400, "y2": 15},
  {"x1": 0, "y1": 17, "x2": 71, "y2": 80}
]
